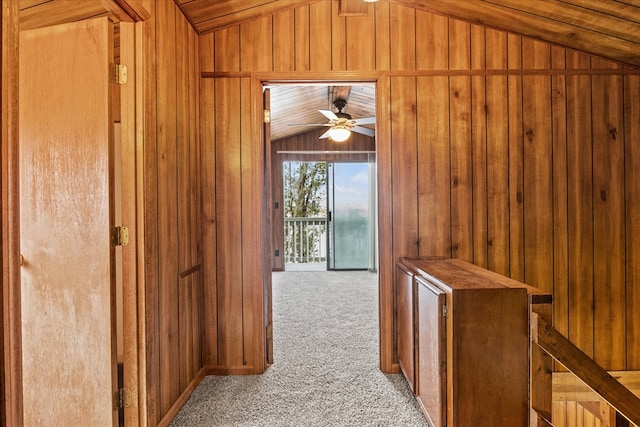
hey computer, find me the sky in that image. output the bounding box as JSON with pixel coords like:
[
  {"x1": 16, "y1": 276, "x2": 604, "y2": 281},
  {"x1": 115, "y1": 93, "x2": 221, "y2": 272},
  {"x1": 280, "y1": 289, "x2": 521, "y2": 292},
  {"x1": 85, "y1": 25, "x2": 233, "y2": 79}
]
[{"x1": 331, "y1": 163, "x2": 369, "y2": 213}]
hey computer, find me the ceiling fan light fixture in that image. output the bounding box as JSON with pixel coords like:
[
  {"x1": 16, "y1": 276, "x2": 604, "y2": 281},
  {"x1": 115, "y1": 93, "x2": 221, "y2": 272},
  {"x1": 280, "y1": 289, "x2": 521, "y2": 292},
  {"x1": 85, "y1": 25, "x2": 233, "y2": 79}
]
[{"x1": 328, "y1": 126, "x2": 351, "y2": 142}]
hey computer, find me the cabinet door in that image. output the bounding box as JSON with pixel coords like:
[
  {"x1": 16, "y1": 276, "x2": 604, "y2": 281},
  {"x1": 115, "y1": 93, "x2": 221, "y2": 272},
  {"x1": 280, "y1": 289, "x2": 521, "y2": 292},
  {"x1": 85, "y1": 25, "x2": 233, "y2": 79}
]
[
  {"x1": 396, "y1": 263, "x2": 415, "y2": 392},
  {"x1": 416, "y1": 276, "x2": 446, "y2": 427}
]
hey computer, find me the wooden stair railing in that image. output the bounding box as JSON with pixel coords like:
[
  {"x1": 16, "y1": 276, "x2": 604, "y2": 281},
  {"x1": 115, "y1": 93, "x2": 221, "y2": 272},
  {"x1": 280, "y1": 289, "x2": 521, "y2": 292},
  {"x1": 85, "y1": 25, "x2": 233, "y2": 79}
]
[{"x1": 531, "y1": 312, "x2": 640, "y2": 426}]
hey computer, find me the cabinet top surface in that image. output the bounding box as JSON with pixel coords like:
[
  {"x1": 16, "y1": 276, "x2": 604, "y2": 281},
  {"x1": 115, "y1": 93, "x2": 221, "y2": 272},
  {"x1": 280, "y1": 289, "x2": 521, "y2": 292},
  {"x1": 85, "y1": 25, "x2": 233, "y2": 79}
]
[{"x1": 399, "y1": 257, "x2": 552, "y2": 302}]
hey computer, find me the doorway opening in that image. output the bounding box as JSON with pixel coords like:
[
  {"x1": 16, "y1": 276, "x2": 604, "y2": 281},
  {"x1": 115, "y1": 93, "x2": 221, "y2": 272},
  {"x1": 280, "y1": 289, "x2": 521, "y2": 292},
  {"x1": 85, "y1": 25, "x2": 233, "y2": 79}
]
[
  {"x1": 264, "y1": 80, "x2": 379, "y2": 368},
  {"x1": 267, "y1": 82, "x2": 377, "y2": 273}
]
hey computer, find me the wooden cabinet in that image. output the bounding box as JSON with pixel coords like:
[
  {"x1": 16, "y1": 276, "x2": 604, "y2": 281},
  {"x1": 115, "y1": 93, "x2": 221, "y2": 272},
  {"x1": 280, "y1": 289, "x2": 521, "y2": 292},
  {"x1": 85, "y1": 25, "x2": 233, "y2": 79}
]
[{"x1": 397, "y1": 257, "x2": 552, "y2": 427}]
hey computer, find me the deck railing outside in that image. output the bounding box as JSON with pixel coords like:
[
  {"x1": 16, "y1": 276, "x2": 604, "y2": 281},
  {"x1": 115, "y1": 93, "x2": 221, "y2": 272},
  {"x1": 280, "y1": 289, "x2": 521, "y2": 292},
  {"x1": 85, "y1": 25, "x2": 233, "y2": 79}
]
[{"x1": 284, "y1": 217, "x2": 327, "y2": 264}]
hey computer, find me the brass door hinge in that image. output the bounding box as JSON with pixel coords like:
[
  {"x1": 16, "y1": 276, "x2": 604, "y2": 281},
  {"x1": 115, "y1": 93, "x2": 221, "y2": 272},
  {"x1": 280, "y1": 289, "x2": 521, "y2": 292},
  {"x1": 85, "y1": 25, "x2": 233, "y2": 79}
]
[
  {"x1": 112, "y1": 226, "x2": 129, "y2": 247},
  {"x1": 111, "y1": 64, "x2": 128, "y2": 85},
  {"x1": 266, "y1": 324, "x2": 273, "y2": 340},
  {"x1": 114, "y1": 387, "x2": 132, "y2": 409},
  {"x1": 442, "y1": 304, "x2": 448, "y2": 317},
  {"x1": 264, "y1": 109, "x2": 271, "y2": 124}
]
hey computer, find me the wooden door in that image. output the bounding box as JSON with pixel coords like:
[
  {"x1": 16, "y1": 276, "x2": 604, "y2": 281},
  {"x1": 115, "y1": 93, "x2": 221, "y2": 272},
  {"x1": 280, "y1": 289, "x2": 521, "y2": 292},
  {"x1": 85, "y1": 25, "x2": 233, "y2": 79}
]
[{"x1": 19, "y1": 18, "x2": 117, "y2": 426}]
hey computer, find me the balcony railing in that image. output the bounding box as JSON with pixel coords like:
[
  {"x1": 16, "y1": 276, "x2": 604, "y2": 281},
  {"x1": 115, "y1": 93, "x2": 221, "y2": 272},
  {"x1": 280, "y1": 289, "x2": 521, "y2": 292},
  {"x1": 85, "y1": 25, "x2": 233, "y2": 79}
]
[{"x1": 284, "y1": 217, "x2": 327, "y2": 264}]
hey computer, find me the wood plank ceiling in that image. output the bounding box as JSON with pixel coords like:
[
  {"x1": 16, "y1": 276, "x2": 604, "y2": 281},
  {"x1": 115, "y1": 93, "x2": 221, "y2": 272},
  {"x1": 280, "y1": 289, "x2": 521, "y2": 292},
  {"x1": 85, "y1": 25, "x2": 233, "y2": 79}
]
[
  {"x1": 18, "y1": 0, "x2": 640, "y2": 140},
  {"x1": 269, "y1": 84, "x2": 376, "y2": 141}
]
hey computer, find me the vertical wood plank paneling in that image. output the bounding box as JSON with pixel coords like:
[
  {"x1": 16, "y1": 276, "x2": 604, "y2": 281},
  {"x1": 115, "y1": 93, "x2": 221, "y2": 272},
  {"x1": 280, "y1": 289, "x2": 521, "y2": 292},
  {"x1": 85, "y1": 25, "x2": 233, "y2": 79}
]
[
  {"x1": 485, "y1": 29, "x2": 509, "y2": 276},
  {"x1": 345, "y1": 13, "x2": 375, "y2": 71},
  {"x1": 141, "y1": 0, "x2": 160, "y2": 420},
  {"x1": 449, "y1": 20, "x2": 472, "y2": 261},
  {"x1": 553, "y1": 402, "x2": 567, "y2": 427},
  {"x1": 373, "y1": 2, "x2": 391, "y2": 70},
  {"x1": 391, "y1": 76, "x2": 419, "y2": 261},
  {"x1": 241, "y1": 76, "x2": 261, "y2": 370},
  {"x1": 591, "y1": 57, "x2": 625, "y2": 369},
  {"x1": 374, "y1": 1, "x2": 390, "y2": 71},
  {"x1": 449, "y1": 76, "x2": 472, "y2": 262},
  {"x1": 390, "y1": 3, "x2": 415, "y2": 71},
  {"x1": 197, "y1": 1, "x2": 640, "y2": 381},
  {"x1": 294, "y1": 6, "x2": 310, "y2": 71},
  {"x1": 567, "y1": 401, "x2": 577, "y2": 427},
  {"x1": 415, "y1": 11, "x2": 448, "y2": 70},
  {"x1": 566, "y1": 51, "x2": 594, "y2": 358},
  {"x1": 625, "y1": 75, "x2": 640, "y2": 369},
  {"x1": 175, "y1": 8, "x2": 191, "y2": 391},
  {"x1": 212, "y1": 25, "x2": 243, "y2": 370},
  {"x1": 141, "y1": 3, "x2": 205, "y2": 421},
  {"x1": 274, "y1": 11, "x2": 295, "y2": 72},
  {"x1": 331, "y1": 0, "x2": 347, "y2": 70},
  {"x1": 507, "y1": 33, "x2": 525, "y2": 282},
  {"x1": 155, "y1": 0, "x2": 180, "y2": 414},
  {"x1": 189, "y1": 25, "x2": 202, "y2": 378},
  {"x1": 375, "y1": 75, "x2": 394, "y2": 371},
  {"x1": 214, "y1": 77, "x2": 244, "y2": 367},
  {"x1": 551, "y1": 45, "x2": 570, "y2": 344},
  {"x1": 309, "y1": 1, "x2": 332, "y2": 71},
  {"x1": 200, "y1": 33, "x2": 218, "y2": 367},
  {"x1": 471, "y1": 24, "x2": 487, "y2": 268},
  {"x1": 214, "y1": 26, "x2": 240, "y2": 73},
  {"x1": 417, "y1": 76, "x2": 450, "y2": 257},
  {"x1": 522, "y1": 39, "x2": 553, "y2": 293},
  {"x1": 240, "y1": 16, "x2": 272, "y2": 72}
]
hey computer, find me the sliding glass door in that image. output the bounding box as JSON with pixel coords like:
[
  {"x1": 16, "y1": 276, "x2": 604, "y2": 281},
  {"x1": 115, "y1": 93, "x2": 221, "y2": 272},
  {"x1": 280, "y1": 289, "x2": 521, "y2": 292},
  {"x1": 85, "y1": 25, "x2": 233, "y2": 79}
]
[{"x1": 327, "y1": 162, "x2": 370, "y2": 270}]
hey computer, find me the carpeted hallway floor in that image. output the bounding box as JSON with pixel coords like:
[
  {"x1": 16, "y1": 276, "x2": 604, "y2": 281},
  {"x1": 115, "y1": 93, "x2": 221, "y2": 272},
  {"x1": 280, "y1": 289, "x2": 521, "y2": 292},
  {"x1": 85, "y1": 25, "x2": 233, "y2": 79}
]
[{"x1": 170, "y1": 270, "x2": 427, "y2": 427}]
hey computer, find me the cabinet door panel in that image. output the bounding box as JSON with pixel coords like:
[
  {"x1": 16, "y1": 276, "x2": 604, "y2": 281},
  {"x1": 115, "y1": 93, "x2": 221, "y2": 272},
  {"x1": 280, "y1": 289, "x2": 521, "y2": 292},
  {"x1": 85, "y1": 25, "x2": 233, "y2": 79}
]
[
  {"x1": 416, "y1": 276, "x2": 446, "y2": 427},
  {"x1": 397, "y1": 264, "x2": 415, "y2": 392}
]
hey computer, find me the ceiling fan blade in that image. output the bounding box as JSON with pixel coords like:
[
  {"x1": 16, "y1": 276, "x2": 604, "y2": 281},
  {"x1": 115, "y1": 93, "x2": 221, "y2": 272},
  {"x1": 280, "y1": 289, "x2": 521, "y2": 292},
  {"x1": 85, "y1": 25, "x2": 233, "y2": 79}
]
[
  {"x1": 319, "y1": 129, "x2": 332, "y2": 139},
  {"x1": 354, "y1": 116, "x2": 375, "y2": 125},
  {"x1": 352, "y1": 126, "x2": 375, "y2": 137},
  {"x1": 287, "y1": 123, "x2": 330, "y2": 127},
  {"x1": 319, "y1": 109, "x2": 339, "y2": 121}
]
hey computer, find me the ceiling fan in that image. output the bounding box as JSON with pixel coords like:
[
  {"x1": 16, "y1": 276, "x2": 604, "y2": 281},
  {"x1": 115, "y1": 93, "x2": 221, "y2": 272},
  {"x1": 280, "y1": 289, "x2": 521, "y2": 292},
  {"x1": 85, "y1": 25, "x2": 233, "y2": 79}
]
[{"x1": 289, "y1": 98, "x2": 375, "y2": 142}]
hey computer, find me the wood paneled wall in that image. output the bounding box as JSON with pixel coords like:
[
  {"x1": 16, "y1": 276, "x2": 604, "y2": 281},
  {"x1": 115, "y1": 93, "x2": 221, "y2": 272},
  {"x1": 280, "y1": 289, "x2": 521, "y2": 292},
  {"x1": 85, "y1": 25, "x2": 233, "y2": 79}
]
[
  {"x1": 140, "y1": 0, "x2": 203, "y2": 424},
  {"x1": 199, "y1": 0, "x2": 640, "y2": 376}
]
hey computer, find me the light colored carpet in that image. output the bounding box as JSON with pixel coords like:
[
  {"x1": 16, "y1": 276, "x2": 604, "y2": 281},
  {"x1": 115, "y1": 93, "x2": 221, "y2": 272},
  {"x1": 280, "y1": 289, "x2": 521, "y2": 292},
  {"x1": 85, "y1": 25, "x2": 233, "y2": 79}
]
[{"x1": 170, "y1": 271, "x2": 427, "y2": 427}]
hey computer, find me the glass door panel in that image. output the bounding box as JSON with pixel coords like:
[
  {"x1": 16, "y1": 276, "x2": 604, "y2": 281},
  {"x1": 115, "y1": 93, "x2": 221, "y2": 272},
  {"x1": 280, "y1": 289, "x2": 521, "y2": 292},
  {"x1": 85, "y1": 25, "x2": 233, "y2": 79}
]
[{"x1": 327, "y1": 162, "x2": 369, "y2": 270}]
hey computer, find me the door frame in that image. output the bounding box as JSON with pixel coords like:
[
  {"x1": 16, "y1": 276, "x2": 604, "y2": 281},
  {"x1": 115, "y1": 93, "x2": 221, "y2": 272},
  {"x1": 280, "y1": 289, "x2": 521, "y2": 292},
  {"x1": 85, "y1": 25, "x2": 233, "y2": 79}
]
[
  {"x1": 2, "y1": 11, "x2": 147, "y2": 427},
  {"x1": 2, "y1": 1, "x2": 22, "y2": 425},
  {"x1": 253, "y1": 72, "x2": 396, "y2": 373},
  {"x1": 117, "y1": 21, "x2": 147, "y2": 427}
]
